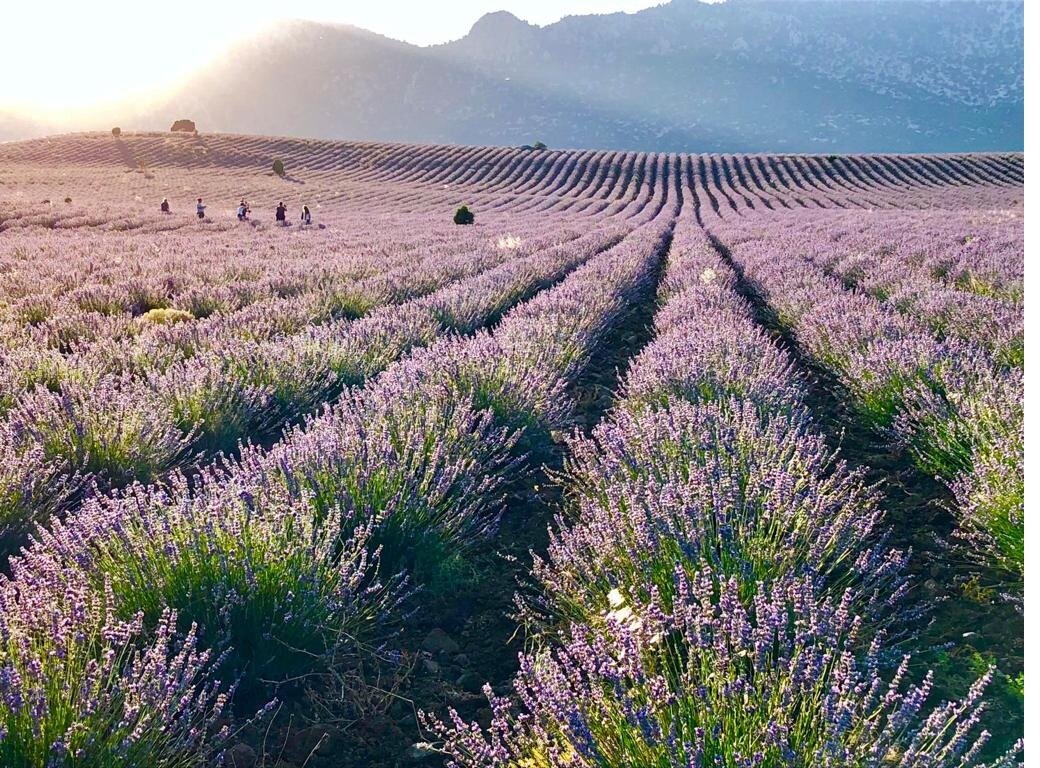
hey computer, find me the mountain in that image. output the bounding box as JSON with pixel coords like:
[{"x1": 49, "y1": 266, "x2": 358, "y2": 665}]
[{"x1": 147, "y1": 0, "x2": 1022, "y2": 152}]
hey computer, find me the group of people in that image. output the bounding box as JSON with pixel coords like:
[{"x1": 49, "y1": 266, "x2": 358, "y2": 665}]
[{"x1": 159, "y1": 197, "x2": 313, "y2": 226}]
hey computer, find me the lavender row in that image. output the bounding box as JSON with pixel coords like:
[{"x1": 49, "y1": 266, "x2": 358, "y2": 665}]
[
  {"x1": 0, "y1": 221, "x2": 574, "y2": 411},
  {"x1": 717, "y1": 218, "x2": 1024, "y2": 591},
  {"x1": 534, "y1": 219, "x2": 904, "y2": 628},
  {"x1": 0, "y1": 223, "x2": 627, "y2": 544},
  {"x1": 1, "y1": 223, "x2": 563, "y2": 408},
  {"x1": 425, "y1": 213, "x2": 1019, "y2": 766},
  {"x1": 0, "y1": 216, "x2": 672, "y2": 763},
  {"x1": 774, "y1": 211, "x2": 1022, "y2": 367},
  {"x1": 0, "y1": 220, "x2": 479, "y2": 353},
  {"x1": 679, "y1": 153, "x2": 1022, "y2": 225},
  {"x1": 820, "y1": 209, "x2": 1023, "y2": 302},
  {"x1": 428, "y1": 574, "x2": 1017, "y2": 767}
]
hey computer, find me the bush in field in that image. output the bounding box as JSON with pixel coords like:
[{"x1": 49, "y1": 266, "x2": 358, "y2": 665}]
[
  {"x1": 272, "y1": 158, "x2": 285, "y2": 177},
  {"x1": 0, "y1": 428, "x2": 79, "y2": 545},
  {"x1": 170, "y1": 119, "x2": 196, "y2": 133},
  {"x1": 7, "y1": 377, "x2": 190, "y2": 490},
  {"x1": 536, "y1": 401, "x2": 905, "y2": 632},
  {"x1": 454, "y1": 205, "x2": 474, "y2": 225},
  {"x1": 139, "y1": 307, "x2": 195, "y2": 325},
  {"x1": 111, "y1": 126, "x2": 121, "y2": 137}
]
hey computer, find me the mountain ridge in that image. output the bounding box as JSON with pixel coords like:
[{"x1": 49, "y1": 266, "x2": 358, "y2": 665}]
[{"x1": 11, "y1": 0, "x2": 1028, "y2": 152}]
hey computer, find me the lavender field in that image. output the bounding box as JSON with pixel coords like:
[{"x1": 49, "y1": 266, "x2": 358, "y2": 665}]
[{"x1": 0, "y1": 133, "x2": 1024, "y2": 767}]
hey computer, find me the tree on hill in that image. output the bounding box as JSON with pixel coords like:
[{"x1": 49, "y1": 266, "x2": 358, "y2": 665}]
[
  {"x1": 171, "y1": 119, "x2": 197, "y2": 133},
  {"x1": 453, "y1": 205, "x2": 474, "y2": 225},
  {"x1": 272, "y1": 159, "x2": 285, "y2": 177},
  {"x1": 111, "y1": 127, "x2": 121, "y2": 137}
]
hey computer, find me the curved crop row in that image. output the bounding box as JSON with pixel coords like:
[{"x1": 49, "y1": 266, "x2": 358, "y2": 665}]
[
  {"x1": 424, "y1": 210, "x2": 1020, "y2": 767},
  {"x1": 716, "y1": 217, "x2": 1024, "y2": 597},
  {"x1": 1, "y1": 135, "x2": 1021, "y2": 238},
  {"x1": 0, "y1": 211, "x2": 674, "y2": 763},
  {"x1": 0, "y1": 223, "x2": 628, "y2": 546}
]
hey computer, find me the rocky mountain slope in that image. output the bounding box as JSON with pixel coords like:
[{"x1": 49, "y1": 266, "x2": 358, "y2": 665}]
[{"x1": 78, "y1": 1, "x2": 1038, "y2": 151}]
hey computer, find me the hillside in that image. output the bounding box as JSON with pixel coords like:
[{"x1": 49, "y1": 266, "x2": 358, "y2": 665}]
[
  {"x1": 138, "y1": 0, "x2": 1024, "y2": 153},
  {"x1": 0, "y1": 132, "x2": 1023, "y2": 234}
]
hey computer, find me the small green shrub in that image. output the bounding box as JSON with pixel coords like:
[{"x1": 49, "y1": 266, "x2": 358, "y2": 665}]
[
  {"x1": 453, "y1": 205, "x2": 474, "y2": 225},
  {"x1": 272, "y1": 158, "x2": 285, "y2": 176},
  {"x1": 139, "y1": 308, "x2": 194, "y2": 325},
  {"x1": 111, "y1": 126, "x2": 121, "y2": 137}
]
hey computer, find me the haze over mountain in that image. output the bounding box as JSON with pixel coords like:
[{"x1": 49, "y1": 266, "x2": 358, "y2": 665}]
[{"x1": 15, "y1": 0, "x2": 1026, "y2": 152}]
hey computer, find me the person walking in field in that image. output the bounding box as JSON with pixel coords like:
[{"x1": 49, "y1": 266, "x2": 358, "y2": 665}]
[
  {"x1": 196, "y1": 198, "x2": 206, "y2": 219},
  {"x1": 300, "y1": 205, "x2": 311, "y2": 226},
  {"x1": 276, "y1": 201, "x2": 287, "y2": 226},
  {"x1": 160, "y1": 198, "x2": 170, "y2": 214},
  {"x1": 237, "y1": 200, "x2": 250, "y2": 221}
]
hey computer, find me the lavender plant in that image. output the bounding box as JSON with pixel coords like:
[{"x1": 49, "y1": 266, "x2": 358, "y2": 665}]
[
  {"x1": 0, "y1": 570, "x2": 234, "y2": 767},
  {"x1": 24, "y1": 483, "x2": 407, "y2": 704},
  {"x1": 427, "y1": 570, "x2": 1022, "y2": 768},
  {"x1": 536, "y1": 400, "x2": 906, "y2": 630}
]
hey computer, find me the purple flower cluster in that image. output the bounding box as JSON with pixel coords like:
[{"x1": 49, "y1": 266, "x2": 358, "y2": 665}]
[
  {"x1": 0, "y1": 567, "x2": 236, "y2": 767},
  {"x1": 429, "y1": 571, "x2": 1020, "y2": 767}
]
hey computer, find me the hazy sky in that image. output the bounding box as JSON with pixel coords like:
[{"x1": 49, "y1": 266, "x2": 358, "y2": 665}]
[{"x1": 2, "y1": 1, "x2": 665, "y2": 119}]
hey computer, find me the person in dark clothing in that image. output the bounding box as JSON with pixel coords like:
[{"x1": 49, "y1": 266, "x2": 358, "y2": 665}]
[
  {"x1": 196, "y1": 198, "x2": 206, "y2": 219},
  {"x1": 160, "y1": 198, "x2": 170, "y2": 214},
  {"x1": 275, "y1": 202, "x2": 287, "y2": 225},
  {"x1": 300, "y1": 205, "x2": 311, "y2": 225}
]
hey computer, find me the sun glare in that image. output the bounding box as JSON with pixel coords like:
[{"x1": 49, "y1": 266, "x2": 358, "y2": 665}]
[
  {"x1": 2, "y1": 4, "x2": 267, "y2": 120},
  {"x1": 3, "y1": 1, "x2": 668, "y2": 123}
]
